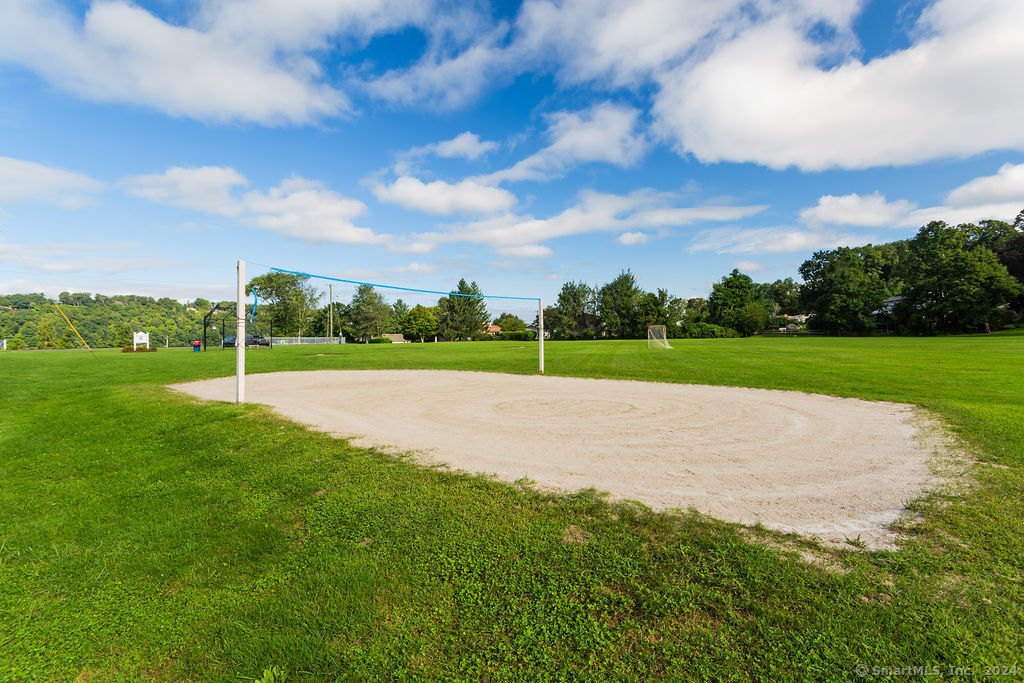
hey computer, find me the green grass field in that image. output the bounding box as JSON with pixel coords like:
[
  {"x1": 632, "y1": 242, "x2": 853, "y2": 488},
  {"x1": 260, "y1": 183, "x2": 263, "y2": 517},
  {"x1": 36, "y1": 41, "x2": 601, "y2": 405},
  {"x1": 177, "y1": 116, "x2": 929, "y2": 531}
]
[{"x1": 1, "y1": 335, "x2": 1022, "y2": 681}]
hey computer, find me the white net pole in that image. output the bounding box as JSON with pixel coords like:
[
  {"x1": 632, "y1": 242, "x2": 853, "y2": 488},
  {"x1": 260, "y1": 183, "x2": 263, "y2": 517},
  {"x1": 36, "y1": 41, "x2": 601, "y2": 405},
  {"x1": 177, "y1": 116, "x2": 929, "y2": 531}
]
[
  {"x1": 538, "y1": 297, "x2": 544, "y2": 374},
  {"x1": 236, "y1": 259, "x2": 245, "y2": 404}
]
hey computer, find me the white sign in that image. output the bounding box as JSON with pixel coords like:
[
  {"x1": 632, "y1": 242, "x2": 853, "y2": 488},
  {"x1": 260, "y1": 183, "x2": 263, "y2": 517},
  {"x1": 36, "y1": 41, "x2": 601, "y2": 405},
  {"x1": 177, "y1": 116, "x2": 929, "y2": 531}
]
[{"x1": 133, "y1": 331, "x2": 149, "y2": 350}]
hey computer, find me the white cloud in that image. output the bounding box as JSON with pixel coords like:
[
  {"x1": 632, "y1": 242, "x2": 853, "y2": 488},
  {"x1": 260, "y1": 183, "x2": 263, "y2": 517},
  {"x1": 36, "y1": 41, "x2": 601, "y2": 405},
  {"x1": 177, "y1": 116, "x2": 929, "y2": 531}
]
[
  {"x1": 799, "y1": 165, "x2": 1024, "y2": 232},
  {"x1": 365, "y1": 24, "x2": 511, "y2": 110},
  {"x1": 389, "y1": 262, "x2": 436, "y2": 275},
  {"x1": 242, "y1": 177, "x2": 381, "y2": 245},
  {"x1": 689, "y1": 227, "x2": 862, "y2": 254},
  {"x1": 800, "y1": 192, "x2": 917, "y2": 228},
  {"x1": 358, "y1": 0, "x2": 1024, "y2": 170},
  {"x1": 479, "y1": 102, "x2": 648, "y2": 184},
  {"x1": 0, "y1": 238, "x2": 173, "y2": 276},
  {"x1": 0, "y1": 156, "x2": 103, "y2": 207},
  {"x1": 121, "y1": 166, "x2": 248, "y2": 215},
  {"x1": 120, "y1": 166, "x2": 386, "y2": 245},
  {"x1": 372, "y1": 176, "x2": 516, "y2": 215},
  {"x1": 734, "y1": 260, "x2": 766, "y2": 273},
  {"x1": 421, "y1": 132, "x2": 499, "y2": 160},
  {"x1": 616, "y1": 231, "x2": 649, "y2": 245},
  {"x1": 497, "y1": 244, "x2": 554, "y2": 258},
  {"x1": 0, "y1": 0, "x2": 383, "y2": 124},
  {"x1": 945, "y1": 163, "x2": 1024, "y2": 208},
  {"x1": 653, "y1": 0, "x2": 1024, "y2": 170},
  {"x1": 424, "y1": 189, "x2": 765, "y2": 257}
]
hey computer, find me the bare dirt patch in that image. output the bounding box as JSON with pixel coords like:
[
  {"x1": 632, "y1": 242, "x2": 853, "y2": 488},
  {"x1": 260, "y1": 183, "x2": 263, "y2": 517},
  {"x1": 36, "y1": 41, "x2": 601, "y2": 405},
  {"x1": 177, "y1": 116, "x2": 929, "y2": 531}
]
[{"x1": 172, "y1": 369, "x2": 940, "y2": 549}]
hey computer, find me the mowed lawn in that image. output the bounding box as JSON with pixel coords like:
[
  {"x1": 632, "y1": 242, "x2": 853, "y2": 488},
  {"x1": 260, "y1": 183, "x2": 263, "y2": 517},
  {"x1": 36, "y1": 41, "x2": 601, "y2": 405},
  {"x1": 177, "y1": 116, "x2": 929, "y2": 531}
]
[{"x1": 1, "y1": 335, "x2": 1022, "y2": 681}]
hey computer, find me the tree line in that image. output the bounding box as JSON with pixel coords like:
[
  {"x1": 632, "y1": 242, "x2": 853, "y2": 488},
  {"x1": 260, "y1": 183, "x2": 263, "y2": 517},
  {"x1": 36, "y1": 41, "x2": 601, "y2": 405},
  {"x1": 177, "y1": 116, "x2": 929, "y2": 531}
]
[
  {"x1": 246, "y1": 274, "x2": 529, "y2": 343},
  {"x1": 545, "y1": 211, "x2": 1023, "y2": 338},
  {"x1": 0, "y1": 293, "x2": 223, "y2": 350},
  {"x1": 3, "y1": 211, "x2": 1022, "y2": 349}
]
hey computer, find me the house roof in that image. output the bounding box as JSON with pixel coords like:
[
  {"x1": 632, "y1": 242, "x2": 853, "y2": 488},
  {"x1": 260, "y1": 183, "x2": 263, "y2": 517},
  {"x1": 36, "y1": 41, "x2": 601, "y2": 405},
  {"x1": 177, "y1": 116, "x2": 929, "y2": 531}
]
[{"x1": 487, "y1": 325, "x2": 501, "y2": 333}]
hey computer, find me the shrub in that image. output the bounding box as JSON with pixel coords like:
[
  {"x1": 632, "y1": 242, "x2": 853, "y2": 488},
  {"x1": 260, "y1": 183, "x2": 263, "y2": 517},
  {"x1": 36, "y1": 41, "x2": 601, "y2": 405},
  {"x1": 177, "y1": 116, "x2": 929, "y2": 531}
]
[
  {"x1": 678, "y1": 322, "x2": 738, "y2": 338},
  {"x1": 496, "y1": 331, "x2": 535, "y2": 341},
  {"x1": 470, "y1": 331, "x2": 494, "y2": 341},
  {"x1": 368, "y1": 337, "x2": 392, "y2": 344}
]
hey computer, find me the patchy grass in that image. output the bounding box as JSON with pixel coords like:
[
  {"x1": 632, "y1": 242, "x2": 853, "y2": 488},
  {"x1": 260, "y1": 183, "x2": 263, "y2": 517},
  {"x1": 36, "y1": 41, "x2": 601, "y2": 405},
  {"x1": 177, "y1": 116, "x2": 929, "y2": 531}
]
[{"x1": 1, "y1": 335, "x2": 1022, "y2": 680}]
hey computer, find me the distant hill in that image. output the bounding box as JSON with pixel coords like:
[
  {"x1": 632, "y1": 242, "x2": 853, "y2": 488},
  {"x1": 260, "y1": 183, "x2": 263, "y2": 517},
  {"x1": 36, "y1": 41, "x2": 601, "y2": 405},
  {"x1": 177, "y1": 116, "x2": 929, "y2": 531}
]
[{"x1": 0, "y1": 292, "x2": 232, "y2": 350}]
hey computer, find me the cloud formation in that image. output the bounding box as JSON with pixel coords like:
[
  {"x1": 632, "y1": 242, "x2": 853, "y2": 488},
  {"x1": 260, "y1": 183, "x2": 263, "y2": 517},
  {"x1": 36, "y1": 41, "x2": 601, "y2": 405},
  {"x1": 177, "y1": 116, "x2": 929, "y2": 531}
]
[
  {"x1": 689, "y1": 227, "x2": 862, "y2": 255},
  {"x1": 366, "y1": 0, "x2": 1024, "y2": 170},
  {"x1": 800, "y1": 192, "x2": 917, "y2": 228},
  {"x1": 0, "y1": 156, "x2": 103, "y2": 207},
  {"x1": 121, "y1": 165, "x2": 385, "y2": 245},
  {"x1": 798, "y1": 164, "x2": 1024, "y2": 232},
  {"x1": 425, "y1": 190, "x2": 766, "y2": 257},
  {"x1": 371, "y1": 176, "x2": 516, "y2": 216},
  {"x1": 479, "y1": 102, "x2": 648, "y2": 184},
  {"x1": 0, "y1": 0, "x2": 404, "y2": 124}
]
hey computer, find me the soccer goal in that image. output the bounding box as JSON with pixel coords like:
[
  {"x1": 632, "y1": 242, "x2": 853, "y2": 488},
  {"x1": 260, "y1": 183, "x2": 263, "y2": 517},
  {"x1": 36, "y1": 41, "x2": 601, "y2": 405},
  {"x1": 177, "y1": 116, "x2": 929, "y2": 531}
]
[{"x1": 647, "y1": 325, "x2": 672, "y2": 349}]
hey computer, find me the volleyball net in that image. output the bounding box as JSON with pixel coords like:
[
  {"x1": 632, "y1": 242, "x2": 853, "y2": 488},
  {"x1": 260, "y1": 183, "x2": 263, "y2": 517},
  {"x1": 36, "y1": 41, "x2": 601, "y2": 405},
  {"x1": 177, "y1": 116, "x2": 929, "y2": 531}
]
[{"x1": 233, "y1": 260, "x2": 544, "y2": 403}]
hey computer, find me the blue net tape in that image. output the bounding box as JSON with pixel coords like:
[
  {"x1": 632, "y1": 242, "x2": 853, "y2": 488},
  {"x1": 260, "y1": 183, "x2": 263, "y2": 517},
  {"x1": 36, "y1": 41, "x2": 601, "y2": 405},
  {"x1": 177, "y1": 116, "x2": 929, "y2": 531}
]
[{"x1": 267, "y1": 266, "x2": 539, "y2": 302}]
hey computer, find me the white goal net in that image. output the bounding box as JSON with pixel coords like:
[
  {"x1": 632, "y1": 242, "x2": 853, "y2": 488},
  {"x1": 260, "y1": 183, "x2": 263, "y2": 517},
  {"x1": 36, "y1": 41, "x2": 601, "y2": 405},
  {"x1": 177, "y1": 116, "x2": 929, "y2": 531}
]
[{"x1": 647, "y1": 325, "x2": 672, "y2": 349}]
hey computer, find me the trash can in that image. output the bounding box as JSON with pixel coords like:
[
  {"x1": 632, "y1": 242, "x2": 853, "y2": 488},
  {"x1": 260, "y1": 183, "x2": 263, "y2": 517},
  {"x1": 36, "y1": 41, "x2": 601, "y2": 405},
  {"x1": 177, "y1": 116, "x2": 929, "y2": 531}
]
[{"x1": 192, "y1": 340, "x2": 201, "y2": 352}]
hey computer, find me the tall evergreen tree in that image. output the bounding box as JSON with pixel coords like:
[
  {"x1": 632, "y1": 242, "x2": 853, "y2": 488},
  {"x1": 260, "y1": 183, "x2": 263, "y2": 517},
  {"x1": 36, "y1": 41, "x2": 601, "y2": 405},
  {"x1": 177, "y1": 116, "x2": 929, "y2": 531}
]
[
  {"x1": 599, "y1": 270, "x2": 643, "y2": 338},
  {"x1": 437, "y1": 280, "x2": 489, "y2": 340},
  {"x1": 553, "y1": 281, "x2": 599, "y2": 339},
  {"x1": 349, "y1": 285, "x2": 392, "y2": 341}
]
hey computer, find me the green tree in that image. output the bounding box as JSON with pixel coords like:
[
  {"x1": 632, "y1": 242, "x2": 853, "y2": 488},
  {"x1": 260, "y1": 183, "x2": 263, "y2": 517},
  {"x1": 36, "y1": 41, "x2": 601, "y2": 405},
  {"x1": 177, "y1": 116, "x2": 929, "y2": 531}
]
[
  {"x1": 492, "y1": 312, "x2": 526, "y2": 332},
  {"x1": 735, "y1": 302, "x2": 769, "y2": 337},
  {"x1": 962, "y1": 219, "x2": 1018, "y2": 251},
  {"x1": 115, "y1": 323, "x2": 133, "y2": 348},
  {"x1": 437, "y1": 280, "x2": 489, "y2": 340},
  {"x1": 402, "y1": 305, "x2": 438, "y2": 342},
  {"x1": 37, "y1": 318, "x2": 59, "y2": 349},
  {"x1": 349, "y1": 285, "x2": 392, "y2": 342},
  {"x1": 706, "y1": 270, "x2": 758, "y2": 331},
  {"x1": 58, "y1": 326, "x2": 78, "y2": 349},
  {"x1": 247, "y1": 272, "x2": 321, "y2": 336},
  {"x1": 599, "y1": 271, "x2": 643, "y2": 338},
  {"x1": 896, "y1": 221, "x2": 1022, "y2": 333},
  {"x1": 764, "y1": 278, "x2": 802, "y2": 315},
  {"x1": 799, "y1": 249, "x2": 888, "y2": 332},
  {"x1": 637, "y1": 288, "x2": 683, "y2": 332},
  {"x1": 681, "y1": 297, "x2": 707, "y2": 324},
  {"x1": 553, "y1": 281, "x2": 599, "y2": 339},
  {"x1": 390, "y1": 299, "x2": 410, "y2": 334}
]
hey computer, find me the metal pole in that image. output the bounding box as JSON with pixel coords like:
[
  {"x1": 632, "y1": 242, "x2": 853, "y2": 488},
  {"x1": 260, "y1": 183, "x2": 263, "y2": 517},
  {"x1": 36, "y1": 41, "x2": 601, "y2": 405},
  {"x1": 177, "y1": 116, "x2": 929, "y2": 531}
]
[
  {"x1": 329, "y1": 284, "x2": 333, "y2": 342},
  {"x1": 538, "y1": 298, "x2": 544, "y2": 374},
  {"x1": 236, "y1": 260, "x2": 245, "y2": 404}
]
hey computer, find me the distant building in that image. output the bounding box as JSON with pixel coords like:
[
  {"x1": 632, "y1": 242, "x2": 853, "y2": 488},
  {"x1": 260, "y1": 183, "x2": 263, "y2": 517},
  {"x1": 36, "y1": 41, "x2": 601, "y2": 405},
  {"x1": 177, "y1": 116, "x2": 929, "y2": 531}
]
[
  {"x1": 382, "y1": 333, "x2": 408, "y2": 343},
  {"x1": 487, "y1": 325, "x2": 502, "y2": 335}
]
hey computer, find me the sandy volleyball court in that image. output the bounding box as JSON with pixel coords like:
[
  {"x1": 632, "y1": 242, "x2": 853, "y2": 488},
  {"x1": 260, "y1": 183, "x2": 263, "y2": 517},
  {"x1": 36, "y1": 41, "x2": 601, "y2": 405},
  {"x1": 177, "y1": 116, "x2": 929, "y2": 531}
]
[{"x1": 172, "y1": 370, "x2": 937, "y2": 548}]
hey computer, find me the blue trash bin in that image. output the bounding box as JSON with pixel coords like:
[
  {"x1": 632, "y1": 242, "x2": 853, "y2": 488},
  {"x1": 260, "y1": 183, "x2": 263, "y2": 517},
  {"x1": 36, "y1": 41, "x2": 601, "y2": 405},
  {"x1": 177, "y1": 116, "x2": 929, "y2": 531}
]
[{"x1": 192, "y1": 341, "x2": 201, "y2": 352}]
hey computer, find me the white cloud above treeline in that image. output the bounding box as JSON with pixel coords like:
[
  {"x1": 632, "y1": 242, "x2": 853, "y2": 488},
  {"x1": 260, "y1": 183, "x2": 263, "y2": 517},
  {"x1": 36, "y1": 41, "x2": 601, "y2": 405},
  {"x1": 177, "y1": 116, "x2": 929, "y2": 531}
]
[
  {"x1": 121, "y1": 166, "x2": 384, "y2": 245},
  {"x1": 0, "y1": 156, "x2": 104, "y2": 207}
]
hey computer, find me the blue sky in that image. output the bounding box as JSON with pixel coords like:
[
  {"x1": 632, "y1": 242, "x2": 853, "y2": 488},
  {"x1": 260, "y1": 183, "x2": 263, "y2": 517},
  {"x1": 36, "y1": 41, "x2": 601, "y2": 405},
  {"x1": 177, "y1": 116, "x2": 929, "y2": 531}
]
[{"x1": 1, "y1": 0, "x2": 1023, "y2": 306}]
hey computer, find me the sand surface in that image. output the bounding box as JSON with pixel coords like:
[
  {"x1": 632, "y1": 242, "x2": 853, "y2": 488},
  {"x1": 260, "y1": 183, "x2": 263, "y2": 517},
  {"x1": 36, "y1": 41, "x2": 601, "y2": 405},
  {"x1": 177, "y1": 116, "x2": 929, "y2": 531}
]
[{"x1": 172, "y1": 370, "x2": 936, "y2": 548}]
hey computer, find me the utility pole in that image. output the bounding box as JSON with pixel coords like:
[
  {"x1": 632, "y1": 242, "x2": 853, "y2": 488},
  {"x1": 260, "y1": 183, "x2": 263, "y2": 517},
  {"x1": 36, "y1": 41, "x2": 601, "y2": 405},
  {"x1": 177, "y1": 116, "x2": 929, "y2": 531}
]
[{"x1": 329, "y1": 284, "x2": 333, "y2": 342}]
